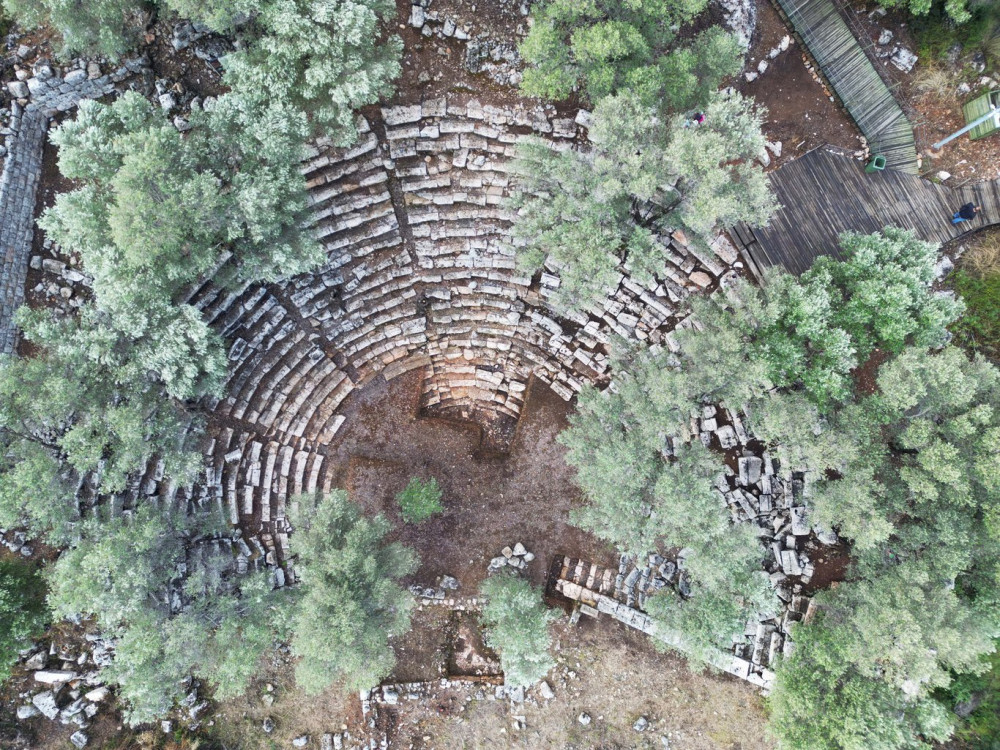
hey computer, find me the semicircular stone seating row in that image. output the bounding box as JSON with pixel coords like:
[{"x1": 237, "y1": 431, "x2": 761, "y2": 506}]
[{"x1": 121, "y1": 95, "x2": 742, "y2": 579}]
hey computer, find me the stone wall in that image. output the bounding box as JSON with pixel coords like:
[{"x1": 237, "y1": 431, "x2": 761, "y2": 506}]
[
  {"x1": 0, "y1": 56, "x2": 148, "y2": 354},
  {"x1": 0, "y1": 105, "x2": 46, "y2": 353}
]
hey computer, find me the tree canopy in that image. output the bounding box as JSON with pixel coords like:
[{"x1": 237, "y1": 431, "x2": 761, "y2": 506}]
[
  {"x1": 511, "y1": 90, "x2": 776, "y2": 311},
  {"x1": 480, "y1": 574, "x2": 558, "y2": 688},
  {"x1": 519, "y1": 0, "x2": 740, "y2": 110},
  {"x1": 47, "y1": 506, "x2": 290, "y2": 724},
  {"x1": 288, "y1": 491, "x2": 417, "y2": 694}
]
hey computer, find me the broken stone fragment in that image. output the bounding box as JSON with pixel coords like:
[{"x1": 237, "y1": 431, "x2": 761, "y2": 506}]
[
  {"x1": 32, "y1": 691, "x2": 60, "y2": 720},
  {"x1": 578, "y1": 712, "x2": 592, "y2": 726},
  {"x1": 34, "y1": 669, "x2": 77, "y2": 684},
  {"x1": 16, "y1": 704, "x2": 39, "y2": 720},
  {"x1": 538, "y1": 681, "x2": 554, "y2": 700},
  {"x1": 512, "y1": 542, "x2": 527, "y2": 556}
]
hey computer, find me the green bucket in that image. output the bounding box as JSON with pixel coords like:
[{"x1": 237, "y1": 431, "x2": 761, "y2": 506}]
[{"x1": 865, "y1": 155, "x2": 887, "y2": 173}]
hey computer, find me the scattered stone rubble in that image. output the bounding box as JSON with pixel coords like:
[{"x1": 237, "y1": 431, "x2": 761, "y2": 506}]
[
  {"x1": 409, "y1": 574, "x2": 483, "y2": 611},
  {"x1": 11, "y1": 633, "x2": 118, "y2": 745},
  {"x1": 408, "y1": 0, "x2": 528, "y2": 87},
  {"x1": 488, "y1": 541, "x2": 535, "y2": 572},
  {"x1": 744, "y1": 35, "x2": 793, "y2": 83},
  {"x1": 716, "y1": 0, "x2": 758, "y2": 51},
  {"x1": 556, "y1": 404, "x2": 833, "y2": 691}
]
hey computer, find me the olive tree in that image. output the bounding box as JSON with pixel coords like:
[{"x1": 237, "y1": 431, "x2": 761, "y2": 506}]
[{"x1": 289, "y1": 491, "x2": 417, "y2": 693}]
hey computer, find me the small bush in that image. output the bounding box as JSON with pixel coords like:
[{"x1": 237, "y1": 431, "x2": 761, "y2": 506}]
[
  {"x1": 939, "y1": 641, "x2": 1000, "y2": 746},
  {"x1": 396, "y1": 477, "x2": 443, "y2": 523},
  {"x1": 952, "y1": 232, "x2": 1000, "y2": 358},
  {"x1": 0, "y1": 558, "x2": 48, "y2": 681}
]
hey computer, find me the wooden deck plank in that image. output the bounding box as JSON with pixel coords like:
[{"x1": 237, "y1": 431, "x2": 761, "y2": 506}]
[
  {"x1": 775, "y1": 0, "x2": 918, "y2": 173},
  {"x1": 745, "y1": 148, "x2": 997, "y2": 275}
]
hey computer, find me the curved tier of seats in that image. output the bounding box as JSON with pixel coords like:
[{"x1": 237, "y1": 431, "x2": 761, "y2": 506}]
[{"x1": 181, "y1": 94, "x2": 740, "y2": 560}]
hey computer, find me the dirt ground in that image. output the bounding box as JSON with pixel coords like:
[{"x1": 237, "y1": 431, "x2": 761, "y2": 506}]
[
  {"x1": 737, "y1": 0, "x2": 864, "y2": 168},
  {"x1": 329, "y1": 371, "x2": 616, "y2": 594},
  {"x1": 385, "y1": 617, "x2": 775, "y2": 750}
]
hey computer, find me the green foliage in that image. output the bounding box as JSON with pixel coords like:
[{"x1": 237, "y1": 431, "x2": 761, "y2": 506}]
[
  {"x1": 0, "y1": 308, "x2": 204, "y2": 543},
  {"x1": 810, "y1": 228, "x2": 961, "y2": 359},
  {"x1": 289, "y1": 491, "x2": 417, "y2": 693},
  {"x1": 511, "y1": 90, "x2": 775, "y2": 311},
  {"x1": 557, "y1": 227, "x2": 993, "y2": 747},
  {"x1": 561, "y1": 384, "x2": 778, "y2": 657},
  {"x1": 519, "y1": 0, "x2": 740, "y2": 110},
  {"x1": 768, "y1": 609, "x2": 955, "y2": 750},
  {"x1": 911, "y1": 0, "x2": 1000, "y2": 64},
  {"x1": 160, "y1": 0, "x2": 252, "y2": 30},
  {"x1": 479, "y1": 574, "x2": 557, "y2": 688},
  {"x1": 663, "y1": 229, "x2": 959, "y2": 411},
  {"x1": 396, "y1": 477, "x2": 443, "y2": 523},
  {"x1": 0, "y1": 558, "x2": 48, "y2": 682},
  {"x1": 222, "y1": 0, "x2": 402, "y2": 144},
  {"x1": 952, "y1": 267, "x2": 1000, "y2": 359},
  {"x1": 942, "y1": 640, "x2": 1000, "y2": 746},
  {"x1": 876, "y1": 0, "x2": 972, "y2": 25},
  {"x1": 0, "y1": 0, "x2": 147, "y2": 59},
  {"x1": 44, "y1": 92, "x2": 322, "y2": 324},
  {"x1": 21, "y1": 94, "x2": 321, "y2": 522},
  {"x1": 47, "y1": 507, "x2": 289, "y2": 725}
]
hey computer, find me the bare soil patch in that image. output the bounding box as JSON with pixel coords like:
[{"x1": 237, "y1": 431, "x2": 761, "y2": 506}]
[
  {"x1": 328, "y1": 372, "x2": 615, "y2": 594},
  {"x1": 386, "y1": 617, "x2": 776, "y2": 750},
  {"x1": 737, "y1": 0, "x2": 863, "y2": 169}
]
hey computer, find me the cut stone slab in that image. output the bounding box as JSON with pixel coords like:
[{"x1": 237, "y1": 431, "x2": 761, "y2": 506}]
[
  {"x1": 32, "y1": 691, "x2": 60, "y2": 720},
  {"x1": 35, "y1": 670, "x2": 77, "y2": 684},
  {"x1": 738, "y1": 456, "x2": 763, "y2": 486}
]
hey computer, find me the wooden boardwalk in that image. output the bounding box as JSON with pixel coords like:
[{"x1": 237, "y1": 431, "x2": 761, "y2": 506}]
[
  {"x1": 775, "y1": 0, "x2": 918, "y2": 174},
  {"x1": 734, "y1": 147, "x2": 1000, "y2": 276}
]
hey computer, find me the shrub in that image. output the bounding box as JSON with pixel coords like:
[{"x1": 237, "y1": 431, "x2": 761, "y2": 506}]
[
  {"x1": 0, "y1": 0, "x2": 147, "y2": 59},
  {"x1": 396, "y1": 477, "x2": 443, "y2": 524},
  {"x1": 0, "y1": 558, "x2": 48, "y2": 681},
  {"x1": 479, "y1": 575, "x2": 557, "y2": 688}
]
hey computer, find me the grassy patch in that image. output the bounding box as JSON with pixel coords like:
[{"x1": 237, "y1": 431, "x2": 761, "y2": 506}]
[
  {"x1": 396, "y1": 476, "x2": 443, "y2": 523},
  {"x1": 951, "y1": 268, "x2": 1000, "y2": 358},
  {"x1": 951, "y1": 232, "x2": 1000, "y2": 359}
]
